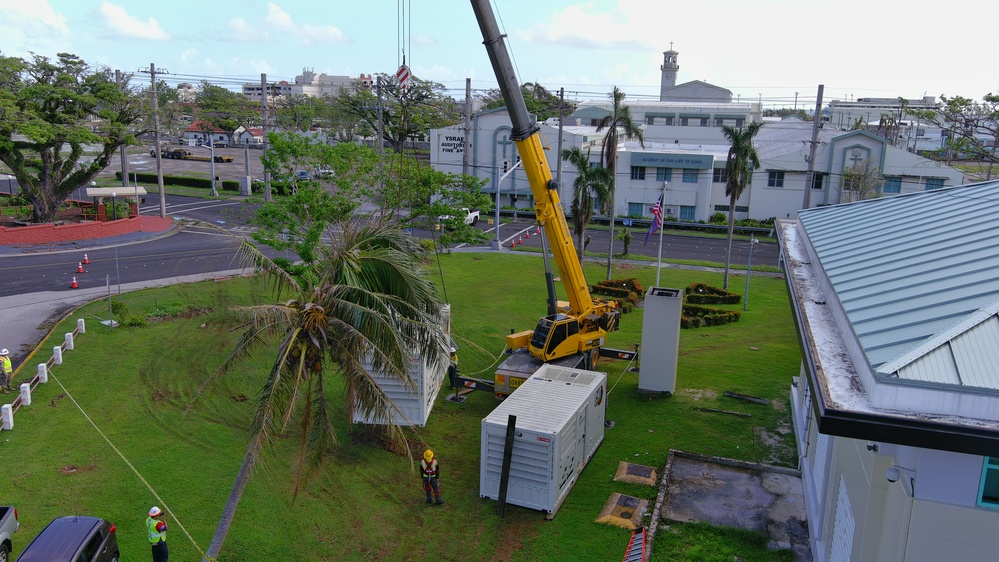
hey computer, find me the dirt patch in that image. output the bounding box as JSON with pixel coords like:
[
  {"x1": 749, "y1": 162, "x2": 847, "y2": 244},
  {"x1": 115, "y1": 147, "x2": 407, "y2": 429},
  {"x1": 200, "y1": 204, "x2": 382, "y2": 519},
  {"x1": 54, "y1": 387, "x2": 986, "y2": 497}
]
[
  {"x1": 150, "y1": 388, "x2": 178, "y2": 402},
  {"x1": 0, "y1": 205, "x2": 86, "y2": 228},
  {"x1": 676, "y1": 388, "x2": 717, "y2": 401},
  {"x1": 59, "y1": 464, "x2": 95, "y2": 475},
  {"x1": 48, "y1": 393, "x2": 66, "y2": 407},
  {"x1": 491, "y1": 518, "x2": 537, "y2": 562}
]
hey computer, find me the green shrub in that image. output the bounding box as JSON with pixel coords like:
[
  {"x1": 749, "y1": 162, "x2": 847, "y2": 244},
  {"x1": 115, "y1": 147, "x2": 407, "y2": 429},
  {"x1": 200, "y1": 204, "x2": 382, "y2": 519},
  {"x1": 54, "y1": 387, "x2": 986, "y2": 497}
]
[
  {"x1": 709, "y1": 212, "x2": 727, "y2": 224},
  {"x1": 685, "y1": 282, "x2": 741, "y2": 305}
]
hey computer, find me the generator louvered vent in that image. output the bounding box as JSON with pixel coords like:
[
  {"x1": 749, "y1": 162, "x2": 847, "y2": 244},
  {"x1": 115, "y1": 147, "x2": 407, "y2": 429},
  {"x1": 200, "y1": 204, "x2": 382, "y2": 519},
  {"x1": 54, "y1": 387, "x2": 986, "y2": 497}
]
[{"x1": 545, "y1": 366, "x2": 598, "y2": 387}]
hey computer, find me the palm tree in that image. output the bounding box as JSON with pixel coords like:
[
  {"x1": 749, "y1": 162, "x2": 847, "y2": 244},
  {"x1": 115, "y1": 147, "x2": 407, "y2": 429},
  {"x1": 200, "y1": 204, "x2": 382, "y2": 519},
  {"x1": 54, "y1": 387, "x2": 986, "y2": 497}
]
[
  {"x1": 720, "y1": 122, "x2": 762, "y2": 290},
  {"x1": 561, "y1": 146, "x2": 611, "y2": 262},
  {"x1": 202, "y1": 220, "x2": 450, "y2": 561},
  {"x1": 595, "y1": 87, "x2": 644, "y2": 280}
]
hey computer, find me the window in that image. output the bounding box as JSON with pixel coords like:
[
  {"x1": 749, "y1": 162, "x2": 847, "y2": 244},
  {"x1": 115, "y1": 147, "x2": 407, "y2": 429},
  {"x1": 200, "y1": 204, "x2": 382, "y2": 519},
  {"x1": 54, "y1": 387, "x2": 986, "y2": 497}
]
[
  {"x1": 883, "y1": 176, "x2": 902, "y2": 193},
  {"x1": 925, "y1": 177, "x2": 944, "y2": 190},
  {"x1": 682, "y1": 169, "x2": 698, "y2": 183},
  {"x1": 714, "y1": 204, "x2": 749, "y2": 213},
  {"x1": 979, "y1": 457, "x2": 999, "y2": 509},
  {"x1": 713, "y1": 168, "x2": 728, "y2": 183},
  {"x1": 627, "y1": 202, "x2": 644, "y2": 217},
  {"x1": 679, "y1": 206, "x2": 695, "y2": 221},
  {"x1": 812, "y1": 172, "x2": 825, "y2": 190},
  {"x1": 656, "y1": 167, "x2": 672, "y2": 182},
  {"x1": 630, "y1": 166, "x2": 646, "y2": 180},
  {"x1": 768, "y1": 171, "x2": 785, "y2": 188}
]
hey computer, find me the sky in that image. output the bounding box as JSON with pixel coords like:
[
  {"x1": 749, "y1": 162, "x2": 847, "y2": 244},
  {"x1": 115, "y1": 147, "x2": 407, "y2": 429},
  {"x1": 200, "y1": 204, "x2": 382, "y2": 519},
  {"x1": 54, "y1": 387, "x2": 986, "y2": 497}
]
[{"x1": 1, "y1": 0, "x2": 995, "y2": 109}]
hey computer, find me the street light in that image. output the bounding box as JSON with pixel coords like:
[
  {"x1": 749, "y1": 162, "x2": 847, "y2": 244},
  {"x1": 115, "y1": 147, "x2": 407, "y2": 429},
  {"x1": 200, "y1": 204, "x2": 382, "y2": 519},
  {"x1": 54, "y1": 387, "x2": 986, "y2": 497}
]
[
  {"x1": 743, "y1": 235, "x2": 759, "y2": 311},
  {"x1": 110, "y1": 191, "x2": 121, "y2": 296}
]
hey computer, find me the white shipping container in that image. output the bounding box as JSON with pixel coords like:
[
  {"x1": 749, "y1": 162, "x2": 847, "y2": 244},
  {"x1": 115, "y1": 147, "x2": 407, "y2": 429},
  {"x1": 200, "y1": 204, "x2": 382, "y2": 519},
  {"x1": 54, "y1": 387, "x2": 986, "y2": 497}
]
[
  {"x1": 479, "y1": 364, "x2": 607, "y2": 514},
  {"x1": 352, "y1": 305, "x2": 450, "y2": 427}
]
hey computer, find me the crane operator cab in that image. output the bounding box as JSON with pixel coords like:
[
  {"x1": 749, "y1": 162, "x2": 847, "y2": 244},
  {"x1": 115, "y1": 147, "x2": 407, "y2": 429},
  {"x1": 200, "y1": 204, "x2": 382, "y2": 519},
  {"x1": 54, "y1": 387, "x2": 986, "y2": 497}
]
[{"x1": 528, "y1": 308, "x2": 622, "y2": 363}]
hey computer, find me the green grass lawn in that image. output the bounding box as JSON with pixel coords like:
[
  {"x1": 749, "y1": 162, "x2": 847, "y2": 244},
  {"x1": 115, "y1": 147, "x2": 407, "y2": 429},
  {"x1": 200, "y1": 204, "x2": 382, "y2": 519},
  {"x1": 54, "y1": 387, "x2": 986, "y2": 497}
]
[{"x1": 0, "y1": 254, "x2": 800, "y2": 561}]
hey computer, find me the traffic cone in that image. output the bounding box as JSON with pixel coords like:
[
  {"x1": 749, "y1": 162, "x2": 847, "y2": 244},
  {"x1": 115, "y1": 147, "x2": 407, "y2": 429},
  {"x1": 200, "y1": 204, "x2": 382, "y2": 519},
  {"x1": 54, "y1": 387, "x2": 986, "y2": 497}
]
[
  {"x1": 536, "y1": 227, "x2": 541, "y2": 235},
  {"x1": 76, "y1": 262, "x2": 84, "y2": 273},
  {"x1": 510, "y1": 240, "x2": 516, "y2": 249},
  {"x1": 518, "y1": 236, "x2": 523, "y2": 245},
  {"x1": 82, "y1": 253, "x2": 89, "y2": 264},
  {"x1": 71, "y1": 276, "x2": 78, "y2": 289},
  {"x1": 525, "y1": 231, "x2": 530, "y2": 239}
]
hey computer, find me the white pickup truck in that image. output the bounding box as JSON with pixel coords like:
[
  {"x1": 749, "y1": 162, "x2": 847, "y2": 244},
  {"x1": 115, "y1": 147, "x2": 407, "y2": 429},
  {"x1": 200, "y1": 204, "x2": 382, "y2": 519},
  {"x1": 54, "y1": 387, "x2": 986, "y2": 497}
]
[
  {"x1": 0, "y1": 505, "x2": 19, "y2": 562},
  {"x1": 438, "y1": 208, "x2": 479, "y2": 229}
]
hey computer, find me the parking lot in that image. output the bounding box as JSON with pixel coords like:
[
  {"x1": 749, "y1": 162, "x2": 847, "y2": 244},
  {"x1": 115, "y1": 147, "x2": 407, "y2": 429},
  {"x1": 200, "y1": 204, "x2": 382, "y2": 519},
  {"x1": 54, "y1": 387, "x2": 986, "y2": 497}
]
[{"x1": 97, "y1": 145, "x2": 267, "y2": 184}]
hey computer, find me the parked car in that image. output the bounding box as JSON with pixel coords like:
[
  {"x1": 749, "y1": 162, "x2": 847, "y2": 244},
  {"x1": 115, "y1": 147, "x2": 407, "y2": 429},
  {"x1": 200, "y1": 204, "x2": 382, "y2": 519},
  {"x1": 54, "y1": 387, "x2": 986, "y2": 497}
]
[
  {"x1": 295, "y1": 170, "x2": 312, "y2": 181},
  {"x1": 16, "y1": 516, "x2": 118, "y2": 562},
  {"x1": 0, "y1": 506, "x2": 18, "y2": 562}
]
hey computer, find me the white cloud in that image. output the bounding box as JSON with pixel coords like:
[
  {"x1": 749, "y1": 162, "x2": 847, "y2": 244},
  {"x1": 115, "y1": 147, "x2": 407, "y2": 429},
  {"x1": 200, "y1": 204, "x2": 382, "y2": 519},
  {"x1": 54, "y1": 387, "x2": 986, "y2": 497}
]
[
  {"x1": 515, "y1": 3, "x2": 649, "y2": 51},
  {"x1": 0, "y1": 0, "x2": 71, "y2": 56},
  {"x1": 98, "y1": 2, "x2": 170, "y2": 40},
  {"x1": 228, "y1": 17, "x2": 268, "y2": 42},
  {"x1": 264, "y1": 2, "x2": 349, "y2": 45},
  {"x1": 179, "y1": 48, "x2": 199, "y2": 63}
]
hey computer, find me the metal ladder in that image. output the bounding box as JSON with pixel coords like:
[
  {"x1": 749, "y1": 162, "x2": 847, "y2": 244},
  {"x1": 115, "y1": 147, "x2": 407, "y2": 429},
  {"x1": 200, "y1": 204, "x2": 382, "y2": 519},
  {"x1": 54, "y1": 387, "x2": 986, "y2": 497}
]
[{"x1": 622, "y1": 527, "x2": 646, "y2": 562}]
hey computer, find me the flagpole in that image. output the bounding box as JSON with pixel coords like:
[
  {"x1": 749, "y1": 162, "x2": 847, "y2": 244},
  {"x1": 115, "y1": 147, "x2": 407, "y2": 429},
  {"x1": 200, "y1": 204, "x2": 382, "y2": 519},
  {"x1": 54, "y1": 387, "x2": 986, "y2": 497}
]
[{"x1": 655, "y1": 182, "x2": 667, "y2": 286}]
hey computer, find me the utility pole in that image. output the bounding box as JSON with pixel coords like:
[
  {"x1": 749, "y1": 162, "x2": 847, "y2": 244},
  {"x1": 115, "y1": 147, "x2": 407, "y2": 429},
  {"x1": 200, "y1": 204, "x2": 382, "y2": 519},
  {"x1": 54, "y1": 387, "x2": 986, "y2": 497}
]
[
  {"x1": 802, "y1": 84, "x2": 824, "y2": 213},
  {"x1": 139, "y1": 63, "x2": 168, "y2": 217},
  {"x1": 260, "y1": 73, "x2": 271, "y2": 201},
  {"x1": 115, "y1": 70, "x2": 128, "y2": 188},
  {"x1": 376, "y1": 76, "x2": 384, "y2": 156},
  {"x1": 462, "y1": 78, "x2": 472, "y2": 179}
]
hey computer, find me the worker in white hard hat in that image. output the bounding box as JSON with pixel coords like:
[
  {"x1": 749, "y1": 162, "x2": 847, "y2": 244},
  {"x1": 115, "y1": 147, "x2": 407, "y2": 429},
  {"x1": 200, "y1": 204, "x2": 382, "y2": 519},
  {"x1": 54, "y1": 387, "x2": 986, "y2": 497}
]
[
  {"x1": 147, "y1": 506, "x2": 168, "y2": 561},
  {"x1": 421, "y1": 449, "x2": 443, "y2": 505},
  {"x1": 0, "y1": 349, "x2": 12, "y2": 394}
]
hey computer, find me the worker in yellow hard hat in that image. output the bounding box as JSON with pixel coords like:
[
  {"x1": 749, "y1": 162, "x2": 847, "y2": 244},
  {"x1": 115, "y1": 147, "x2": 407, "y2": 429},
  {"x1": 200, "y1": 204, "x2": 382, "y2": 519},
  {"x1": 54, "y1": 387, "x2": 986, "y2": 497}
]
[{"x1": 421, "y1": 449, "x2": 443, "y2": 505}]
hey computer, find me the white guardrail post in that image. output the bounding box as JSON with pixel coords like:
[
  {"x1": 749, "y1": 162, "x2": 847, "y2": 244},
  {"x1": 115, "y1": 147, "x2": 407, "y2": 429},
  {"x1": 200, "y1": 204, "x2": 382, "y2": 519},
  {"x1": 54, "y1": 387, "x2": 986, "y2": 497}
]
[
  {"x1": 64, "y1": 332, "x2": 74, "y2": 350},
  {"x1": 37, "y1": 364, "x2": 48, "y2": 384},
  {"x1": 18, "y1": 383, "x2": 30, "y2": 406},
  {"x1": 77, "y1": 319, "x2": 86, "y2": 334},
  {"x1": 53, "y1": 346, "x2": 62, "y2": 365},
  {"x1": 1, "y1": 404, "x2": 12, "y2": 430}
]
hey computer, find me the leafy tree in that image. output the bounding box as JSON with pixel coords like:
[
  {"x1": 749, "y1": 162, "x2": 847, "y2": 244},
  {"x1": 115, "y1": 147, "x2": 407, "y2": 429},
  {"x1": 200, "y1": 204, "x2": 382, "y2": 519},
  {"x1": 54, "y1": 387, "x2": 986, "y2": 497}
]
[
  {"x1": 0, "y1": 52, "x2": 142, "y2": 222},
  {"x1": 911, "y1": 93, "x2": 999, "y2": 166},
  {"x1": 482, "y1": 82, "x2": 571, "y2": 121},
  {"x1": 202, "y1": 220, "x2": 451, "y2": 560},
  {"x1": 720, "y1": 122, "x2": 762, "y2": 290},
  {"x1": 337, "y1": 73, "x2": 460, "y2": 152},
  {"x1": 840, "y1": 157, "x2": 884, "y2": 202},
  {"x1": 560, "y1": 146, "x2": 610, "y2": 262},
  {"x1": 275, "y1": 93, "x2": 321, "y2": 132},
  {"x1": 595, "y1": 86, "x2": 644, "y2": 280},
  {"x1": 256, "y1": 131, "x2": 490, "y2": 252},
  {"x1": 315, "y1": 94, "x2": 371, "y2": 144},
  {"x1": 196, "y1": 81, "x2": 257, "y2": 144}
]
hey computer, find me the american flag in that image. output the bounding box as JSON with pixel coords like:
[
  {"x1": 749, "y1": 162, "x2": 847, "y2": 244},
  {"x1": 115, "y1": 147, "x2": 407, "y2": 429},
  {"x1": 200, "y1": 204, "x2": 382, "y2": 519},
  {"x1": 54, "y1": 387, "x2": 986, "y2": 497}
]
[{"x1": 644, "y1": 191, "x2": 665, "y2": 245}]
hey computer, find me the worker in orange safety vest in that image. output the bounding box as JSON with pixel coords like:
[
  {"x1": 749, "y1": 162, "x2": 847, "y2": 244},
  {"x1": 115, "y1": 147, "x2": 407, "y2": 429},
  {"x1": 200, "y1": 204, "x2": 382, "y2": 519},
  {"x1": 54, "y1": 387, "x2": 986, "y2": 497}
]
[{"x1": 421, "y1": 449, "x2": 443, "y2": 505}]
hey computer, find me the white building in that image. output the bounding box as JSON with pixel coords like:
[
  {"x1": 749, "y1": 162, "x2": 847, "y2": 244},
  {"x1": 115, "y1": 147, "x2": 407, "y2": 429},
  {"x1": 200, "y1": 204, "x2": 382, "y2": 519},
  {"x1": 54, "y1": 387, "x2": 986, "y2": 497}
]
[
  {"x1": 777, "y1": 180, "x2": 999, "y2": 561},
  {"x1": 241, "y1": 69, "x2": 372, "y2": 101}
]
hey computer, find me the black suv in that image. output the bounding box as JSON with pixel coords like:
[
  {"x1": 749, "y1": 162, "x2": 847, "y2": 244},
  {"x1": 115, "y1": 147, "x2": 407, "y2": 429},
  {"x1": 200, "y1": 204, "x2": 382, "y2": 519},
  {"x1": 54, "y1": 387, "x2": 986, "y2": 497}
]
[{"x1": 16, "y1": 516, "x2": 119, "y2": 562}]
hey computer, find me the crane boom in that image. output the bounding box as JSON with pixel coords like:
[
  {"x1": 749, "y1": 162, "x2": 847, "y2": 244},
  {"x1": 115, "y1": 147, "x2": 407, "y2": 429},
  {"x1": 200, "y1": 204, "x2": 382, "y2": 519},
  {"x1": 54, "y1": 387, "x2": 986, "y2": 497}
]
[{"x1": 471, "y1": 0, "x2": 620, "y2": 363}]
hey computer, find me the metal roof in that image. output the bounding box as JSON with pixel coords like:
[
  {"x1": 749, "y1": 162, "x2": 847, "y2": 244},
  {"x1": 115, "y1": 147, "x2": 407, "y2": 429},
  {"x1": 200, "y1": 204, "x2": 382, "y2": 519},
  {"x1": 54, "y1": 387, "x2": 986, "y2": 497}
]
[{"x1": 798, "y1": 180, "x2": 999, "y2": 389}]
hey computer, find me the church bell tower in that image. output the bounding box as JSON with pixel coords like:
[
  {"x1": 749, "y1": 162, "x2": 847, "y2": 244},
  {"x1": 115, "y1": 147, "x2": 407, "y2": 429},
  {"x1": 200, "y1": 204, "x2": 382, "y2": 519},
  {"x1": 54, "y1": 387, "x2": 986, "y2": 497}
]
[{"x1": 659, "y1": 45, "x2": 679, "y2": 101}]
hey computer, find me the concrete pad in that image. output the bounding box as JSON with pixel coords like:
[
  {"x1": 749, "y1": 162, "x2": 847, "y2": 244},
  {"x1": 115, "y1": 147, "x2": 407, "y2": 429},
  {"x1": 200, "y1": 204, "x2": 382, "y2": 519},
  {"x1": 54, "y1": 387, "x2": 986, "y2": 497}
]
[{"x1": 656, "y1": 450, "x2": 811, "y2": 561}]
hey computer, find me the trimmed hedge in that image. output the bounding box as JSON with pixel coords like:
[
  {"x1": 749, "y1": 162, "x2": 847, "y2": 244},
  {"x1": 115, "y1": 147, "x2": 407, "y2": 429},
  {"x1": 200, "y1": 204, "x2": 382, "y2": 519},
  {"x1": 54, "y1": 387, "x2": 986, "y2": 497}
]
[
  {"x1": 681, "y1": 304, "x2": 741, "y2": 328},
  {"x1": 114, "y1": 172, "x2": 261, "y2": 194},
  {"x1": 591, "y1": 277, "x2": 643, "y2": 313},
  {"x1": 684, "y1": 282, "x2": 741, "y2": 305}
]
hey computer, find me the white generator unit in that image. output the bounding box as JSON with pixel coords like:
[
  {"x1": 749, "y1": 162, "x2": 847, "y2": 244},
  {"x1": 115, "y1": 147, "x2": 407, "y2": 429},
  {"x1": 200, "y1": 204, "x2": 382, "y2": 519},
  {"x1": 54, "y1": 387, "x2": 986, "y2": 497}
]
[
  {"x1": 352, "y1": 305, "x2": 450, "y2": 427},
  {"x1": 480, "y1": 364, "x2": 607, "y2": 514}
]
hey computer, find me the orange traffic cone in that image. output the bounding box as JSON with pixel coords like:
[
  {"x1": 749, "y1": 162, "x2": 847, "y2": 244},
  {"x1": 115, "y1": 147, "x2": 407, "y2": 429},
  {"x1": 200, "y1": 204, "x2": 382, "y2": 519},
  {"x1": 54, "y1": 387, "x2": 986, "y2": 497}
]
[
  {"x1": 82, "y1": 253, "x2": 90, "y2": 264},
  {"x1": 510, "y1": 240, "x2": 516, "y2": 249},
  {"x1": 518, "y1": 236, "x2": 523, "y2": 245},
  {"x1": 525, "y1": 231, "x2": 530, "y2": 239},
  {"x1": 536, "y1": 227, "x2": 541, "y2": 235},
  {"x1": 77, "y1": 262, "x2": 84, "y2": 273},
  {"x1": 71, "y1": 276, "x2": 78, "y2": 289}
]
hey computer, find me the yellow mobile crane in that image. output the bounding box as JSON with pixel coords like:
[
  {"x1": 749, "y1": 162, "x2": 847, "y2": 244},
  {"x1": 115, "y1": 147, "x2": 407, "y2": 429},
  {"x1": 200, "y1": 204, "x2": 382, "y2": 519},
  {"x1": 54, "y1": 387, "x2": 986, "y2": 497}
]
[{"x1": 449, "y1": 0, "x2": 635, "y2": 399}]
